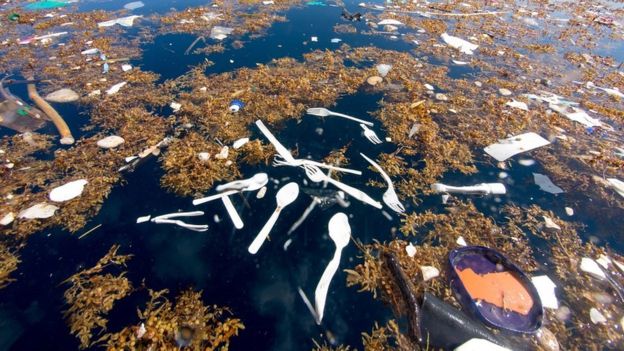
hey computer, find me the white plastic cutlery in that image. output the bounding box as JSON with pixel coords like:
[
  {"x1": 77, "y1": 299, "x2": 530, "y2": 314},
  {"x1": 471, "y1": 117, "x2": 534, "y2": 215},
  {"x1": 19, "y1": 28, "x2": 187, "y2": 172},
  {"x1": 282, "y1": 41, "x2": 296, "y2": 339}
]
[
  {"x1": 360, "y1": 124, "x2": 383, "y2": 144},
  {"x1": 248, "y1": 182, "x2": 300, "y2": 254},
  {"x1": 221, "y1": 195, "x2": 244, "y2": 229},
  {"x1": 314, "y1": 212, "x2": 351, "y2": 324},
  {"x1": 302, "y1": 164, "x2": 382, "y2": 209},
  {"x1": 360, "y1": 153, "x2": 405, "y2": 213},
  {"x1": 193, "y1": 173, "x2": 268, "y2": 205},
  {"x1": 431, "y1": 182, "x2": 507, "y2": 195},
  {"x1": 306, "y1": 107, "x2": 374, "y2": 127},
  {"x1": 256, "y1": 120, "x2": 362, "y2": 175},
  {"x1": 151, "y1": 211, "x2": 209, "y2": 232}
]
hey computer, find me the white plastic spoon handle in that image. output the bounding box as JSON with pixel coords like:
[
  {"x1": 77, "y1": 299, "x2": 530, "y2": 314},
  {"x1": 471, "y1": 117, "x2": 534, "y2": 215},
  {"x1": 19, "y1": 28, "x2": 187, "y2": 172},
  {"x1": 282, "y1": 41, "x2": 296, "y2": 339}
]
[
  {"x1": 221, "y1": 196, "x2": 243, "y2": 229},
  {"x1": 360, "y1": 153, "x2": 393, "y2": 185},
  {"x1": 329, "y1": 112, "x2": 374, "y2": 126},
  {"x1": 151, "y1": 210, "x2": 204, "y2": 221},
  {"x1": 314, "y1": 250, "x2": 342, "y2": 324},
  {"x1": 255, "y1": 120, "x2": 297, "y2": 163},
  {"x1": 324, "y1": 177, "x2": 382, "y2": 209},
  {"x1": 193, "y1": 190, "x2": 237, "y2": 205},
  {"x1": 248, "y1": 207, "x2": 281, "y2": 254}
]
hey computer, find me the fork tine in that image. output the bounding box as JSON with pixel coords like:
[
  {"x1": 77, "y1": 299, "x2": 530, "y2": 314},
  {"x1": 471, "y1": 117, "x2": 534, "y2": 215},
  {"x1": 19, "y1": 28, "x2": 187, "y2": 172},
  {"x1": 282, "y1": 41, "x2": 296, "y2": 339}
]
[{"x1": 372, "y1": 135, "x2": 383, "y2": 144}]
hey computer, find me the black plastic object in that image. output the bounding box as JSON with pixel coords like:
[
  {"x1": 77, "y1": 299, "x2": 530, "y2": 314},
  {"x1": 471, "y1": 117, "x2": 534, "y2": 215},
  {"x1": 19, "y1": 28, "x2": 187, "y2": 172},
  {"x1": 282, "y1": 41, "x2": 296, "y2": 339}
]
[
  {"x1": 420, "y1": 292, "x2": 523, "y2": 350},
  {"x1": 448, "y1": 246, "x2": 543, "y2": 334}
]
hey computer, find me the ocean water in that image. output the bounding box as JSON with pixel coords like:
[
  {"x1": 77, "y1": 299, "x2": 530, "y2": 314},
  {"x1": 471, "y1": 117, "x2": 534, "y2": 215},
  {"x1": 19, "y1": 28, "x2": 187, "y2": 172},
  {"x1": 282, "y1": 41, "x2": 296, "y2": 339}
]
[{"x1": 0, "y1": 0, "x2": 623, "y2": 350}]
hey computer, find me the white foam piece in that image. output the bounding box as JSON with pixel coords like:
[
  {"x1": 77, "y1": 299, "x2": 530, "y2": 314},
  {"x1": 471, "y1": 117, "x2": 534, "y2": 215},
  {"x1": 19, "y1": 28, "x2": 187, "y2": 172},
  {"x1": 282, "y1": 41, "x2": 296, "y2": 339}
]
[
  {"x1": 136, "y1": 215, "x2": 151, "y2": 223},
  {"x1": 580, "y1": 257, "x2": 606, "y2": 280},
  {"x1": 484, "y1": 132, "x2": 550, "y2": 162},
  {"x1": 441, "y1": 32, "x2": 479, "y2": 55},
  {"x1": 531, "y1": 275, "x2": 558, "y2": 309},
  {"x1": 533, "y1": 173, "x2": 564, "y2": 194},
  {"x1": 18, "y1": 203, "x2": 59, "y2": 219},
  {"x1": 49, "y1": 179, "x2": 88, "y2": 202}
]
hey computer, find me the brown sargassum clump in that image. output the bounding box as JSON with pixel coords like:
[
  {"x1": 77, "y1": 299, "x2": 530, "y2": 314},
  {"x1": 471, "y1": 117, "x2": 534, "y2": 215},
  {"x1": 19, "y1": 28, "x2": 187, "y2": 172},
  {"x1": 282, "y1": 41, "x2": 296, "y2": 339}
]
[
  {"x1": 106, "y1": 288, "x2": 244, "y2": 351},
  {"x1": 0, "y1": 241, "x2": 20, "y2": 288},
  {"x1": 63, "y1": 245, "x2": 133, "y2": 349}
]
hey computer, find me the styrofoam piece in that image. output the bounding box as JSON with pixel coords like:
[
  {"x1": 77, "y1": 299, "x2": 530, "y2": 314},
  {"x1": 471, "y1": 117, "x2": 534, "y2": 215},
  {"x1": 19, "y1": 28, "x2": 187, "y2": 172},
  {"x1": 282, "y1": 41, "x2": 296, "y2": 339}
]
[
  {"x1": 232, "y1": 137, "x2": 249, "y2": 149},
  {"x1": 533, "y1": 173, "x2": 564, "y2": 194},
  {"x1": 607, "y1": 178, "x2": 624, "y2": 198},
  {"x1": 49, "y1": 179, "x2": 88, "y2": 202},
  {"x1": 441, "y1": 32, "x2": 479, "y2": 55},
  {"x1": 18, "y1": 203, "x2": 59, "y2": 219},
  {"x1": 484, "y1": 132, "x2": 550, "y2": 161},
  {"x1": 406, "y1": 243, "x2": 416, "y2": 257},
  {"x1": 531, "y1": 275, "x2": 558, "y2": 309},
  {"x1": 580, "y1": 257, "x2": 606, "y2": 280},
  {"x1": 378, "y1": 19, "x2": 403, "y2": 26}
]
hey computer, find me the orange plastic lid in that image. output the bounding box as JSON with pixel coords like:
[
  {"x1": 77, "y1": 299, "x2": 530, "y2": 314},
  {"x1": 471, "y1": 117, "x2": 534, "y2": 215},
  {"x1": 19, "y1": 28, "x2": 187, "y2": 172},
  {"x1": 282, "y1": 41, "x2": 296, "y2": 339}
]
[{"x1": 456, "y1": 267, "x2": 534, "y2": 315}]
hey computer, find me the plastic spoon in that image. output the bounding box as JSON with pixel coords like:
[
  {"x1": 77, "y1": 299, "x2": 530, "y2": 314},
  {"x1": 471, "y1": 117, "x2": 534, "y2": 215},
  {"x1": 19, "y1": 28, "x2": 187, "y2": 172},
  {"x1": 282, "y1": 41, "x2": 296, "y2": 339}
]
[
  {"x1": 193, "y1": 173, "x2": 268, "y2": 205},
  {"x1": 314, "y1": 212, "x2": 351, "y2": 324},
  {"x1": 248, "y1": 182, "x2": 300, "y2": 254}
]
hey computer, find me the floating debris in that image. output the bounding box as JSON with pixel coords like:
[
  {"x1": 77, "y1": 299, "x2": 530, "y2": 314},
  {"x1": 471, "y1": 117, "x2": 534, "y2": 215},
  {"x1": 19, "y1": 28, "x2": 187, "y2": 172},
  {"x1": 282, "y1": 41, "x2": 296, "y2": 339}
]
[
  {"x1": 590, "y1": 308, "x2": 607, "y2": 324},
  {"x1": 232, "y1": 137, "x2": 249, "y2": 149},
  {"x1": 45, "y1": 89, "x2": 79, "y2": 103},
  {"x1": 405, "y1": 243, "x2": 416, "y2": 257},
  {"x1": 106, "y1": 82, "x2": 127, "y2": 95},
  {"x1": 505, "y1": 100, "x2": 528, "y2": 111},
  {"x1": 533, "y1": 173, "x2": 564, "y2": 194},
  {"x1": 366, "y1": 76, "x2": 383, "y2": 86},
  {"x1": 531, "y1": 275, "x2": 558, "y2": 309},
  {"x1": 98, "y1": 15, "x2": 142, "y2": 28},
  {"x1": 0, "y1": 212, "x2": 15, "y2": 226},
  {"x1": 97, "y1": 135, "x2": 125, "y2": 149},
  {"x1": 420, "y1": 266, "x2": 439, "y2": 281},
  {"x1": 18, "y1": 203, "x2": 59, "y2": 219},
  {"x1": 440, "y1": 32, "x2": 479, "y2": 55},
  {"x1": 49, "y1": 179, "x2": 88, "y2": 202},
  {"x1": 484, "y1": 133, "x2": 550, "y2": 162},
  {"x1": 123, "y1": 1, "x2": 144, "y2": 10}
]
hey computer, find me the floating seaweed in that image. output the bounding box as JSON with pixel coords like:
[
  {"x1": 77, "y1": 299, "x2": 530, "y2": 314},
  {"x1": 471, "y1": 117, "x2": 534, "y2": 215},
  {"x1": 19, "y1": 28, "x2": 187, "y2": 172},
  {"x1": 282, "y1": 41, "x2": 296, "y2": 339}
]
[{"x1": 63, "y1": 245, "x2": 133, "y2": 349}]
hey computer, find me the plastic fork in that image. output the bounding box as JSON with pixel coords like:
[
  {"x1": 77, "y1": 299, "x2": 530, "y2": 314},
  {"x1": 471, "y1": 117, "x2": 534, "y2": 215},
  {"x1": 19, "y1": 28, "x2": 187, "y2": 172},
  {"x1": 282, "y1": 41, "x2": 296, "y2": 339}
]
[
  {"x1": 306, "y1": 107, "x2": 374, "y2": 126},
  {"x1": 360, "y1": 124, "x2": 383, "y2": 145},
  {"x1": 302, "y1": 164, "x2": 382, "y2": 209},
  {"x1": 272, "y1": 154, "x2": 362, "y2": 176},
  {"x1": 360, "y1": 153, "x2": 405, "y2": 213}
]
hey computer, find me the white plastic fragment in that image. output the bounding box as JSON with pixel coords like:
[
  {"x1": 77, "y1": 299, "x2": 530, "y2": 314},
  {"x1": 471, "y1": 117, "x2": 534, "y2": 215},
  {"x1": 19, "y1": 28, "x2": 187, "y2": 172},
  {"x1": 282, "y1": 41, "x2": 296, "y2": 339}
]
[
  {"x1": 170, "y1": 102, "x2": 182, "y2": 112},
  {"x1": 45, "y1": 88, "x2": 79, "y2": 103},
  {"x1": 452, "y1": 60, "x2": 468, "y2": 65},
  {"x1": 533, "y1": 173, "x2": 564, "y2": 194},
  {"x1": 0, "y1": 212, "x2": 15, "y2": 226},
  {"x1": 136, "y1": 323, "x2": 146, "y2": 339},
  {"x1": 210, "y1": 26, "x2": 234, "y2": 40},
  {"x1": 454, "y1": 338, "x2": 510, "y2": 351},
  {"x1": 215, "y1": 146, "x2": 229, "y2": 159},
  {"x1": 431, "y1": 183, "x2": 506, "y2": 195},
  {"x1": 420, "y1": 266, "x2": 440, "y2": 281},
  {"x1": 88, "y1": 89, "x2": 101, "y2": 97},
  {"x1": 98, "y1": 15, "x2": 142, "y2": 28},
  {"x1": 565, "y1": 207, "x2": 574, "y2": 216},
  {"x1": 378, "y1": 19, "x2": 403, "y2": 26},
  {"x1": 256, "y1": 186, "x2": 267, "y2": 199},
  {"x1": 18, "y1": 203, "x2": 59, "y2": 219},
  {"x1": 543, "y1": 216, "x2": 561, "y2": 231},
  {"x1": 484, "y1": 132, "x2": 550, "y2": 162},
  {"x1": 81, "y1": 48, "x2": 99, "y2": 55},
  {"x1": 531, "y1": 275, "x2": 559, "y2": 309},
  {"x1": 406, "y1": 243, "x2": 416, "y2": 257},
  {"x1": 311, "y1": 36, "x2": 318, "y2": 42},
  {"x1": 441, "y1": 32, "x2": 479, "y2": 55},
  {"x1": 424, "y1": 83, "x2": 434, "y2": 91},
  {"x1": 499, "y1": 88, "x2": 512, "y2": 96},
  {"x1": 376, "y1": 64, "x2": 392, "y2": 77},
  {"x1": 232, "y1": 137, "x2": 249, "y2": 149},
  {"x1": 518, "y1": 158, "x2": 536, "y2": 166},
  {"x1": 596, "y1": 255, "x2": 611, "y2": 269},
  {"x1": 197, "y1": 152, "x2": 210, "y2": 162},
  {"x1": 136, "y1": 215, "x2": 151, "y2": 223},
  {"x1": 580, "y1": 257, "x2": 606, "y2": 280},
  {"x1": 49, "y1": 179, "x2": 88, "y2": 202},
  {"x1": 590, "y1": 308, "x2": 607, "y2": 324},
  {"x1": 97, "y1": 135, "x2": 125, "y2": 149},
  {"x1": 506, "y1": 100, "x2": 528, "y2": 111},
  {"x1": 606, "y1": 178, "x2": 624, "y2": 198},
  {"x1": 549, "y1": 104, "x2": 606, "y2": 129},
  {"x1": 106, "y1": 82, "x2": 127, "y2": 95},
  {"x1": 121, "y1": 64, "x2": 132, "y2": 72},
  {"x1": 123, "y1": 1, "x2": 144, "y2": 10},
  {"x1": 330, "y1": 38, "x2": 342, "y2": 43},
  {"x1": 456, "y1": 236, "x2": 467, "y2": 246}
]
